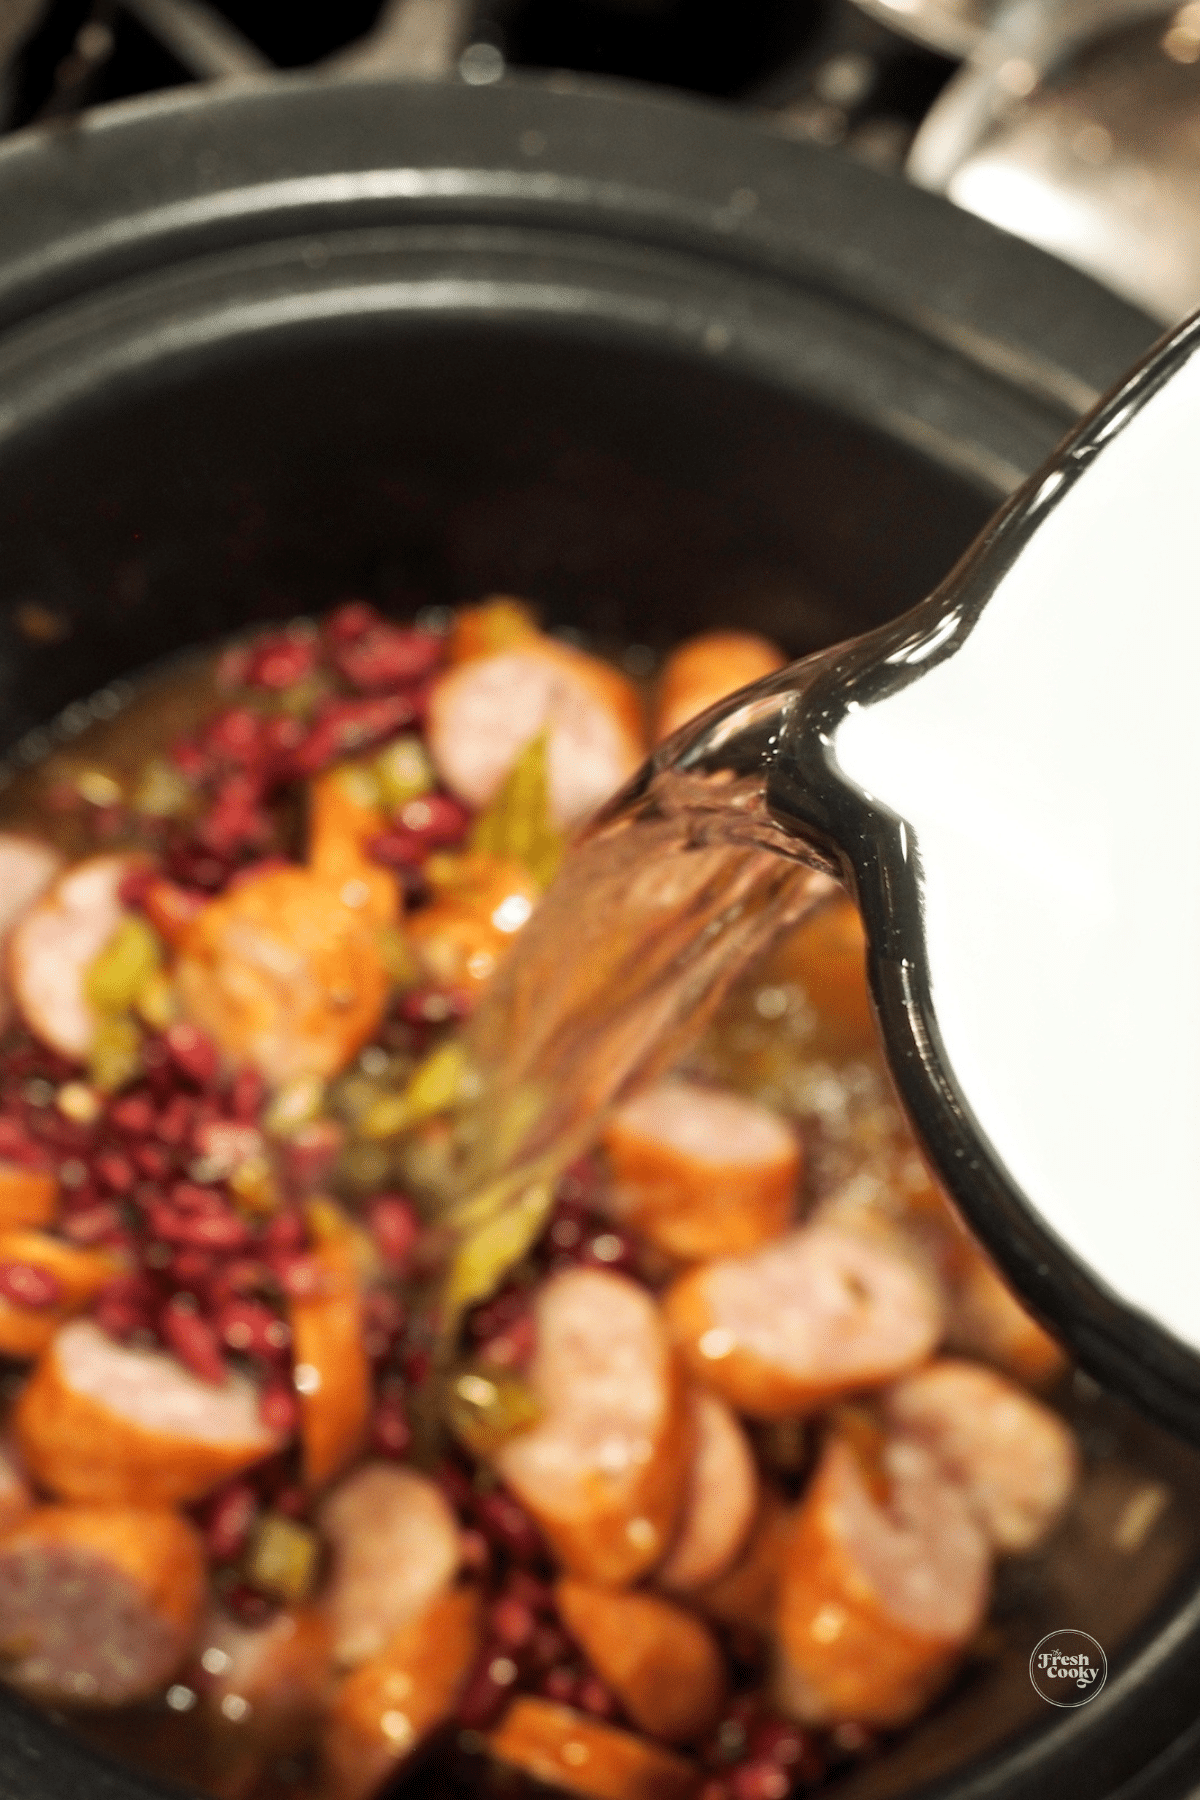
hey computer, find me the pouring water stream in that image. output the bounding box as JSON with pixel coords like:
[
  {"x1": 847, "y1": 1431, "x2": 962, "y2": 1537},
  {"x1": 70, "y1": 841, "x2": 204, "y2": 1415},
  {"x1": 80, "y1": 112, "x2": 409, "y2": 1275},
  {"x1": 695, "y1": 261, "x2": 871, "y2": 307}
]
[{"x1": 446, "y1": 308, "x2": 1200, "y2": 1444}]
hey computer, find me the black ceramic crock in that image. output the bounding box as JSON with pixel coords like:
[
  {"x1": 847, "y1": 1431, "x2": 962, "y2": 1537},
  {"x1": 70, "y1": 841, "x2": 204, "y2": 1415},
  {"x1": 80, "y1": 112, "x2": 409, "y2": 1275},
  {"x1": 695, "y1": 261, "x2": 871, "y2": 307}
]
[{"x1": 0, "y1": 67, "x2": 1193, "y2": 1800}]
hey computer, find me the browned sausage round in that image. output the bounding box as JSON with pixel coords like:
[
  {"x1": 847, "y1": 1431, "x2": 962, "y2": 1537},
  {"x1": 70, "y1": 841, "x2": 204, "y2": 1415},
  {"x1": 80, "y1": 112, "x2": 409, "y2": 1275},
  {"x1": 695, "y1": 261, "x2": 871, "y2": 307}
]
[
  {"x1": 8, "y1": 853, "x2": 145, "y2": 1059},
  {"x1": 494, "y1": 1267, "x2": 692, "y2": 1586},
  {"x1": 426, "y1": 639, "x2": 645, "y2": 830},
  {"x1": 487, "y1": 1697, "x2": 699, "y2": 1800},
  {"x1": 192, "y1": 1602, "x2": 334, "y2": 1799},
  {"x1": 664, "y1": 1225, "x2": 942, "y2": 1419},
  {"x1": 654, "y1": 632, "x2": 786, "y2": 744},
  {"x1": 13, "y1": 1319, "x2": 283, "y2": 1506},
  {"x1": 882, "y1": 1359, "x2": 1078, "y2": 1553},
  {"x1": 0, "y1": 835, "x2": 63, "y2": 1035},
  {"x1": 556, "y1": 1578, "x2": 726, "y2": 1744},
  {"x1": 774, "y1": 1431, "x2": 989, "y2": 1727},
  {"x1": 0, "y1": 1503, "x2": 204, "y2": 1706},
  {"x1": 656, "y1": 1389, "x2": 758, "y2": 1593},
  {"x1": 601, "y1": 1077, "x2": 800, "y2": 1261},
  {"x1": 322, "y1": 1584, "x2": 481, "y2": 1800},
  {"x1": 318, "y1": 1464, "x2": 462, "y2": 1670}
]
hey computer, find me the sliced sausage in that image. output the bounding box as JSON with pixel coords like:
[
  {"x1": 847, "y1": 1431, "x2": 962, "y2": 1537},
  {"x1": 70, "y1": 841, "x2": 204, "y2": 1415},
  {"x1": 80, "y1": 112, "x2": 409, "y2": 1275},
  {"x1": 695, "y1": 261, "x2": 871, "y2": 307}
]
[
  {"x1": 318, "y1": 1464, "x2": 462, "y2": 1669},
  {"x1": 192, "y1": 1603, "x2": 333, "y2": 1799},
  {"x1": 307, "y1": 767, "x2": 399, "y2": 929},
  {"x1": 175, "y1": 865, "x2": 390, "y2": 1087},
  {"x1": 765, "y1": 894, "x2": 876, "y2": 1057},
  {"x1": 289, "y1": 1229, "x2": 371, "y2": 1491},
  {"x1": 656, "y1": 1389, "x2": 758, "y2": 1593},
  {"x1": 8, "y1": 853, "x2": 144, "y2": 1059},
  {"x1": 774, "y1": 1431, "x2": 989, "y2": 1728},
  {"x1": 654, "y1": 631, "x2": 786, "y2": 744},
  {"x1": 493, "y1": 1267, "x2": 692, "y2": 1586},
  {"x1": 0, "y1": 1503, "x2": 204, "y2": 1706},
  {"x1": 13, "y1": 1318, "x2": 282, "y2": 1506},
  {"x1": 0, "y1": 1231, "x2": 120, "y2": 1360},
  {"x1": 0, "y1": 836, "x2": 63, "y2": 1033},
  {"x1": 556, "y1": 1579, "x2": 726, "y2": 1744},
  {"x1": 487, "y1": 1698, "x2": 698, "y2": 1800},
  {"x1": 0, "y1": 1165, "x2": 57, "y2": 1233},
  {"x1": 882, "y1": 1359, "x2": 1078, "y2": 1554},
  {"x1": 945, "y1": 1245, "x2": 1068, "y2": 1388},
  {"x1": 322, "y1": 1584, "x2": 481, "y2": 1800},
  {"x1": 692, "y1": 1487, "x2": 792, "y2": 1635},
  {"x1": 0, "y1": 1441, "x2": 32, "y2": 1535},
  {"x1": 664, "y1": 1224, "x2": 942, "y2": 1419},
  {"x1": 601, "y1": 1077, "x2": 799, "y2": 1261},
  {"x1": 427, "y1": 639, "x2": 645, "y2": 830}
]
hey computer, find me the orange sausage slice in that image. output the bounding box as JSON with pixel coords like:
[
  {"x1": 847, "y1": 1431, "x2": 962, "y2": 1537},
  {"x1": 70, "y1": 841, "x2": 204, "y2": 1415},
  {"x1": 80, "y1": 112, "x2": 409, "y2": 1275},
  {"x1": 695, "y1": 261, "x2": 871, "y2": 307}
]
[
  {"x1": 945, "y1": 1244, "x2": 1068, "y2": 1388},
  {"x1": 175, "y1": 865, "x2": 390, "y2": 1087},
  {"x1": 322, "y1": 1584, "x2": 481, "y2": 1800},
  {"x1": 307, "y1": 768, "x2": 399, "y2": 929},
  {"x1": 767, "y1": 893, "x2": 876, "y2": 1056},
  {"x1": 494, "y1": 1267, "x2": 691, "y2": 1586},
  {"x1": 0, "y1": 835, "x2": 63, "y2": 1033},
  {"x1": 774, "y1": 1432, "x2": 989, "y2": 1727},
  {"x1": 289, "y1": 1228, "x2": 371, "y2": 1491},
  {"x1": 664, "y1": 1224, "x2": 942, "y2": 1419},
  {"x1": 193, "y1": 1602, "x2": 333, "y2": 1797},
  {"x1": 318, "y1": 1464, "x2": 462, "y2": 1669},
  {"x1": 0, "y1": 1503, "x2": 204, "y2": 1706},
  {"x1": 8, "y1": 853, "x2": 144, "y2": 1059},
  {"x1": 0, "y1": 1232, "x2": 120, "y2": 1360},
  {"x1": 654, "y1": 631, "x2": 786, "y2": 744},
  {"x1": 447, "y1": 596, "x2": 542, "y2": 664},
  {"x1": 556, "y1": 1579, "x2": 725, "y2": 1744},
  {"x1": 13, "y1": 1318, "x2": 282, "y2": 1505},
  {"x1": 601, "y1": 1077, "x2": 799, "y2": 1261},
  {"x1": 692, "y1": 1487, "x2": 792, "y2": 1635},
  {"x1": 427, "y1": 639, "x2": 645, "y2": 830},
  {"x1": 406, "y1": 852, "x2": 541, "y2": 996},
  {"x1": 882, "y1": 1358, "x2": 1078, "y2": 1554},
  {"x1": 0, "y1": 1166, "x2": 58, "y2": 1233},
  {"x1": 487, "y1": 1698, "x2": 699, "y2": 1800},
  {"x1": 656, "y1": 1389, "x2": 758, "y2": 1593}
]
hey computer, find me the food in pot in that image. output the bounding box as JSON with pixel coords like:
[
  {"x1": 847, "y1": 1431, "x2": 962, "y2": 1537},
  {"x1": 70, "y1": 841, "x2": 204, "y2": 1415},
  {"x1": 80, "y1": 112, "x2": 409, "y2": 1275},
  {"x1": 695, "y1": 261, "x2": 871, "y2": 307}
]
[{"x1": 0, "y1": 600, "x2": 1080, "y2": 1800}]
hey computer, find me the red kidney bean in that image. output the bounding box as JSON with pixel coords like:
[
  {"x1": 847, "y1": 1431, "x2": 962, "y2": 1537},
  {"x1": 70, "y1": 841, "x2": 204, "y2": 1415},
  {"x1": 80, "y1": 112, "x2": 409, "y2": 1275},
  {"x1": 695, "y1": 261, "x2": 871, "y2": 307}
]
[
  {"x1": 169, "y1": 737, "x2": 210, "y2": 782},
  {"x1": 273, "y1": 1485, "x2": 309, "y2": 1520},
  {"x1": 246, "y1": 633, "x2": 318, "y2": 691},
  {"x1": 117, "y1": 865, "x2": 157, "y2": 909},
  {"x1": 370, "y1": 1394, "x2": 412, "y2": 1459},
  {"x1": 161, "y1": 1297, "x2": 227, "y2": 1383},
  {"x1": 397, "y1": 986, "x2": 474, "y2": 1026},
  {"x1": 324, "y1": 600, "x2": 379, "y2": 645},
  {"x1": 133, "y1": 1143, "x2": 172, "y2": 1181},
  {"x1": 0, "y1": 1262, "x2": 61, "y2": 1308},
  {"x1": 334, "y1": 624, "x2": 443, "y2": 693},
  {"x1": 490, "y1": 1596, "x2": 537, "y2": 1651},
  {"x1": 203, "y1": 1480, "x2": 258, "y2": 1563},
  {"x1": 259, "y1": 1380, "x2": 299, "y2": 1435},
  {"x1": 479, "y1": 1314, "x2": 537, "y2": 1372},
  {"x1": 195, "y1": 775, "x2": 272, "y2": 859},
  {"x1": 109, "y1": 1094, "x2": 156, "y2": 1137},
  {"x1": 731, "y1": 1766, "x2": 791, "y2": 1800},
  {"x1": 540, "y1": 1667, "x2": 580, "y2": 1706},
  {"x1": 362, "y1": 1291, "x2": 406, "y2": 1362},
  {"x1": 527, "y1": 1624, "x2": 571, "y2": 1673},
  {"x1": 222, "y1": 1582, "x2": 276, "y2": 1627},
  {"x1": 93, "y1": 1151, "x2": 135, "y2": 1195},
  {"x1": 367, "y1": 1195, "x2": 420, "y2": 1271},
  {"x1": 155, "y1": 1095, "x2": 195, "y2": 1146},
  {"x1": 165, "y1": 1023, "x2": 220, "y2": 1090},
  {"x1": 229, "y1": 1066, "x2": 266, "y2": 1124},
  {"x1": 396, "y1": 792, "x2": 470, "y2": 844},
  {"x1": 402, "y1": 1347, "x2": 431, "y2": 1388},
  {"x1": 169, "y1": 1249, "x2": 217, "y2": 1290},
  {"x1": 204, "y1": 708, "x2": 264, "y2": 764},
  {"x1": 219, "y1": 1298, "x2": 290, "y2": 1359},
  {"x1": 61, "y1": 1203, "x2": 124, "y2": 1245},
  {"x1": 460, "y1": 1530, "x2": 491, "y2": 1576},
  {"x1": 434, "y1": 1459, "x2": 475, "y2": 1512},
  {"x1": 473, "y1": 1491, "x2": 545, "y2": 1565},
  {"x1": 262, "y1": 1209, "x2": 306, "y2": 1253},
  {"x1": 207, "y1": 1258, "x2": 269, "y2": 1309},
  {"x1": 576, "y1": 1676, "x2": 618, "y2": 1721},
  {"x1": 162, "y1": 841, "x2": 233, "y2": 894},
  {"x1": 0, "y1": 1119, "x2": 48, "y2": 1167},
  {"x1": 269, "y1": 1251, "x2": 324, "y2": 1300},
  {"x1": 748, "y1": 1721, "x2": 822, "y2": 1781},
  {"x1": 699, "y1": 1782, "x2": 733, "y2": 1800},
  {"x1": 289, "y1": 694, "x2": 418, "y2": 776},
  {"x1": 504, "y1": 1572, "x2": 554, "y2": 1614}
]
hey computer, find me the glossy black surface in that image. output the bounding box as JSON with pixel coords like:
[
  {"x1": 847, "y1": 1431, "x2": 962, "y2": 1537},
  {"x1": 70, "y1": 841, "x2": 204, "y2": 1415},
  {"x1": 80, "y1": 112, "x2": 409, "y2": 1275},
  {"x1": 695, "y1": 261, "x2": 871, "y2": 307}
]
[{"x1": 0, "y1": 65, "x2": 1193, "y2": 1800}]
